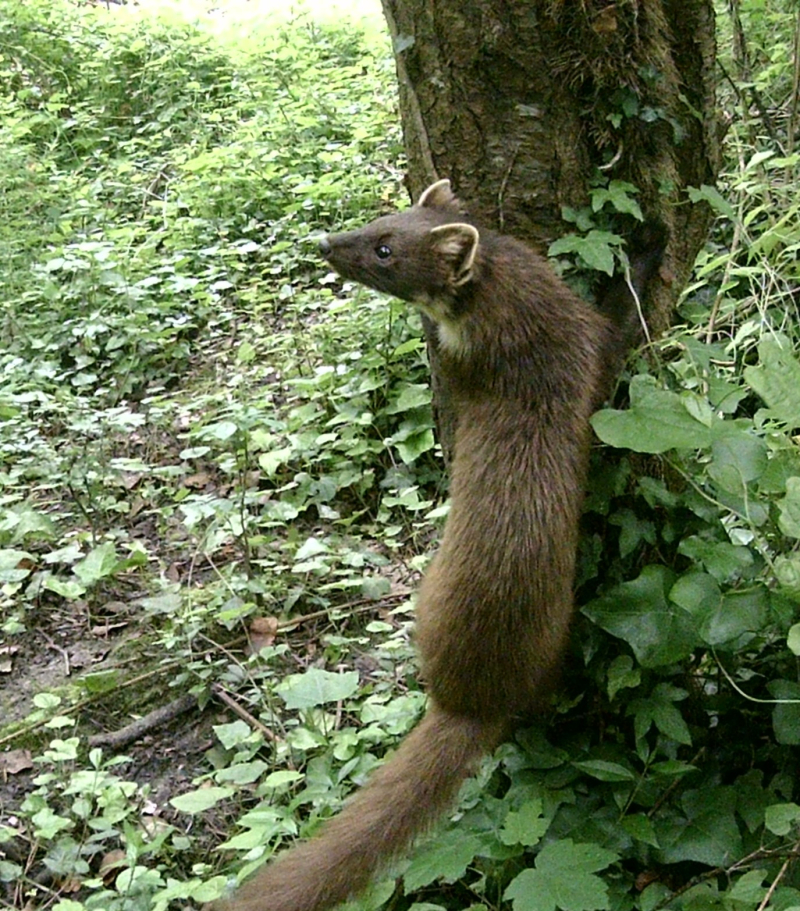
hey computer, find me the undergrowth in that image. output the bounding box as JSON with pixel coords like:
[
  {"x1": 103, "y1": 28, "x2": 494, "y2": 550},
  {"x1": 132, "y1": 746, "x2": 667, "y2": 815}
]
[{"x1": 0, "y1": 1, "x2": 799, "y2": 910}]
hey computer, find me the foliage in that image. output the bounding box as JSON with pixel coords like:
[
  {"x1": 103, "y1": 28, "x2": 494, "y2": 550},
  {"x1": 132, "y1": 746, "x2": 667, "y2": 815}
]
[{"x1": 1, "y1": 1, "x2": 799, "y2": 911}]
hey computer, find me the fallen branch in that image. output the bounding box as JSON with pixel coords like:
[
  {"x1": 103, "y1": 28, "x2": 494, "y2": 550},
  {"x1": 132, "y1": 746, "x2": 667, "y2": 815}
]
[{"x1": 88, "y1": 693, "x2": 197, "y2": 748}]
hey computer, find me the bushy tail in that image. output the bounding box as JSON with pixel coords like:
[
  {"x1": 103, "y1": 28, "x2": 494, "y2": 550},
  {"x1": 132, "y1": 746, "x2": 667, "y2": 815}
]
[{"x1": 227, "y1": 706, "x2": 503, "y2": 911}]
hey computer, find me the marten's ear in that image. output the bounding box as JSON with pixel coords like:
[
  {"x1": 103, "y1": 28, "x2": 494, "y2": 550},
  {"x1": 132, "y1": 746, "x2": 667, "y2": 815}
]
[
  {"x1": 429, "y1": 223, "x2": 479, "y2": 288},
  {"x1": 417, "y1": 178, "x2": 463, "y2": 212}
]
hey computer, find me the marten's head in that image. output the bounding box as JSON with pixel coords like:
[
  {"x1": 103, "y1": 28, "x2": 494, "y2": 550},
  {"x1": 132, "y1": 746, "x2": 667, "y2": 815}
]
[{"x1": 319, "y1": 179, "x2": 480, "y2": 310}]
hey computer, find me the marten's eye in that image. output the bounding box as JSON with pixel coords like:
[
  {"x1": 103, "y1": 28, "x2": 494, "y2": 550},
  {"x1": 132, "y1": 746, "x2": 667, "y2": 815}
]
[{"x1": 375, "y1": 244, "x2": 392, "y2": 260}]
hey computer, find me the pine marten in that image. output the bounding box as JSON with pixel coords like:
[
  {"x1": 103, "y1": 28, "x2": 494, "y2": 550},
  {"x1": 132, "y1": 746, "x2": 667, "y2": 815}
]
[{"x1": 225, "y1": 179, "x2": 664, "y2": 911}]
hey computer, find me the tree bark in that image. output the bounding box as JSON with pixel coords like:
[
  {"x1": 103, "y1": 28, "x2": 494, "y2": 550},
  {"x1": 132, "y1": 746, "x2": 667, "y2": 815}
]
[{"x1": 380, "y1": 0, "x2": 720, "y2": 461}]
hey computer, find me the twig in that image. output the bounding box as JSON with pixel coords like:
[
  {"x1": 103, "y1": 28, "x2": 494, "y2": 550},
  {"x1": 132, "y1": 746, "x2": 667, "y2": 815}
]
[
  {"x1": 276, "y1": 593, "x2": 408, "y2": 631},
  {"x1": 647, "y1": 747, "x2": 705, "y2": 818},
  {"x1": 38, "y1": 630, "x2": 71, "y2": 676},
  {"x1": 0, "y1": 657, "x2": 186, "y2": 749},
  {"x1": 1, "y1": 596, "x2": 407, "y2": 751},
  {"x1": 756, "y1": 840, "x2": 800, "y2": 911},
  {"x1": 212, "y1": 684, "x2": 287, "y2": 754},
  {"x1": 88, "y1": 693, "x2": 197, "y2": 748},
  {"x1": 648, "y1": 846, "x2": 791, "y2": 911},
  {"x1": 715, "y1": 651, "x2": 800, "y2": 704},
  {"x1": 497, "y1": 147, "x2": 520, "y2": 232}
]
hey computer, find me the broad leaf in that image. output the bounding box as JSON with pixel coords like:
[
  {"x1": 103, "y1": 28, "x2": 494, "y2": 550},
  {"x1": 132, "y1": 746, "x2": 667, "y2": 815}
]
[
  {"x1": 592, "y1": 376, "x2": 713, "y2": 453},
  {"x1": 583, "y1": 566, "x2": 699, "y2": 667},
  {"x1": 744, "y1": 334, "x2": 800, "y2": 425},
  {"x1": 276, "y1": 669, "x2": 360, "y2": 710},
  {"x1": 504, "y1": 839, "x2": 618, "y2": 911}
]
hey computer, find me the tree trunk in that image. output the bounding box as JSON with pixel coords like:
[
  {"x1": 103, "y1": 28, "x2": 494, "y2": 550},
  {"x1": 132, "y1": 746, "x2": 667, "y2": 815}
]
[{"x1": 380, "y1": 0, "x2": 720, "y2": 462}]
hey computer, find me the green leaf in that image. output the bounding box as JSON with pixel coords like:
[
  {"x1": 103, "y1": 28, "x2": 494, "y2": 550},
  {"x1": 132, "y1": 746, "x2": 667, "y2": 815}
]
[
  {"x1": 394, "y1": 429, "x2": 435, "y2": 463},
  {"x1": 500, "y1": 798, "x2": 548, "y2": 846},
  {"x1": 708, "y1": 423, "x2": 767, "y2": 495},
  {"x1": 214, "y1": 720, "x2": 257, "y2": 749},
  {"x1": 200, "y1": 420, "x2": 239, "y2": 442},
  {"x1": 649, "y1": 700, "x2": 692, "y2": 745},
  {"x1": 503, "y1": 840, "x2": 618, "y2": 911},
  {"x1": 728, "y1": 870, "x2": 767, "y2": 904},
  {"x1": 606, "y1": 655, "x2": 641, "y2": 700},
  {"x1": 768, "y1": 680, "x2": 800, "y2": 745},
  {"x1": 258, "y1": 445, "x2": 294, "y2": 477},
  {"x1": 294, "y1": 536, "x2": 330, "y2": 562},
  {"x1": 583, "y1": 565, "x2": 699, "y2": 667},
  {"x1": 744, "y1": 334, "x2": 800, "y2": 425},
  {"x1": 0, "y1": 549, "x2": 33, "y2": 583},
  {"x1": 778, "y1": 478, "x2": 800, "y2": 538},
  {"x1": 73, "y1": 542, "x2": 119, "y2": 585},
  {"x1": 385, "y1": 383, "x2": 431, "y2": 414},
  {"x1": 670, "y1": 572, "x2": 766, "y2": 647},
  {"x1": 656, "y1": 788, "x2": 742, "y2": 866},
  {"x1": 572, "y1": 760, "x2": 636, "y2": 782},
  {"x1": 677, "y1": 537, "x2": 753, "y2": 583},
  {"x1": 703, "y1": 588, "x2": 767, "y2": 647},
  {"x1": 590, "y1": 181, "x2": 642, "y2": 219},
  {"x1": 138, "y1": 592, "x2": 182, "y2": 614},
  {"x1": 549, "y1": 231, "x2": 617, "y2": 275},
  {"x1": 764, "y1": 803, "x2": 800, "y2": 836},
  {"x1": 31, "y1": 807, "x2": 73, "y2": 839},
  {"x1": 404, "y1": 830, "x2": 484, "y2": 891},
  {"x1": 621, "y1": 815, "x2": 660, "y2": 847},
  {"x1": 592, "y1": 377, "x2": 713, "y2": 453},
  {"x1": 669, "y1": 571, "x2": 721, "y2": 617},
  {"x1": 216, "y1": 761, "x2": 270, "y2": 785},
  {"x1": 627, "y1": 685, "x2": 692, "y2": 746},
  {"x1": 788, "y1": 623, "x2": 800, "y2": 655},
  {"x1": 276, "y1": 668, "x2": 360, "y2": 710},
  {"x1": 261, "y1": 770, "x2": 304, "y2": 790},
  {"x1": 170, "y1": 786, "x2": 235, "y2": 814},
  {"x1": 42, "y1": 574, "x2": 86, "y2": 600},
  {"x1": 687, "y1": 184, "x2": 736, "y2": 219}
]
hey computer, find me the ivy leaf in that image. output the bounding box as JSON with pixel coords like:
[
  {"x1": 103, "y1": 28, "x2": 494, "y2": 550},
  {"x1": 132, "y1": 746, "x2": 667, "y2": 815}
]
[
  {"x1": 590, "y1": 181, "x2": 643, "y2": 219},
  {"x1": 276, "y1": 668, "x2": 360, "y2": 710},
  {"x1": 621, "y1": 815, "x2": 660, "y2": 848},
  {"x1": 592, "y1": 376, "x2": 713, "y2": 453},
  {"x1": 677, "y1": 536, "x2": 753, "y2": 584},
  {"x1": 627, "y1": 685, "x2": 692, "y2": 745},
  {"x1": 656, "y1": 788, "x2": 742, "y2": 866},
  {"x1": 503, "y1": 840, "x2": 618, "y2": 911},
  {"x1": 606, "y1": 655, "x2": 641, "y2": 700},
  {"x1": 394, "y1": 429, "x2": 435, "y2": 464},
  {"x1": 385, "y1": 383, "x2": 431, "y2": 414},
  {"x1": 582, "y1": 565, "x2": 699, "y2": 667},
  {"x1": 548, "y1": 231, "x2": 617, "y2": 275},
  {"x1": 670, "y1": 572, "x2": 766, "y2": 647}
]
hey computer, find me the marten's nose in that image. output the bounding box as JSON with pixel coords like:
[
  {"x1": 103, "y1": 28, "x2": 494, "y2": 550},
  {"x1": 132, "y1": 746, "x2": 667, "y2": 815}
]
[{"x1": 318, "y1": 236, "x2": 331, "y2": 257}]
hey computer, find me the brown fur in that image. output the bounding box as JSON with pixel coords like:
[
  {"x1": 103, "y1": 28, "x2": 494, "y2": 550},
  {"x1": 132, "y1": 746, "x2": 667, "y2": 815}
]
[{"x1": 225, "y1": 179, "x2": 659, "y2": 911}]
